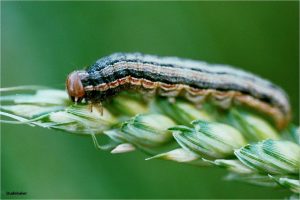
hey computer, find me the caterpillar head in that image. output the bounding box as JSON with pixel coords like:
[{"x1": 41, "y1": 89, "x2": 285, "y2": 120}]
[{"x1": 66, "y1": 71, "x2": 85, "y2": 103}]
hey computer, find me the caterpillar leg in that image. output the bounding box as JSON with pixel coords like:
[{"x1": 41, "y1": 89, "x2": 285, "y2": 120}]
[
  {"x1": 88, "y1": 102, "x2": 93, "y2": 112},
  {"x1": 95, "y1": 102, "x2": 103, "y2": 116},
  {"x1": 88, "y1": 102, "x2": 103, "y2": 116}
]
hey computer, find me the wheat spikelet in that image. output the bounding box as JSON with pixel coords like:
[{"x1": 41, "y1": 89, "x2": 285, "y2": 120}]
[{"x1": 1, "y1": 87, "x2": 299, "y2": 196}]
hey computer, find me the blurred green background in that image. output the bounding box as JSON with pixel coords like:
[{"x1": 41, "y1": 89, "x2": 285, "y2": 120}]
[{"x1": 1, "y1": 1, "x2": 299, "y2": 199}]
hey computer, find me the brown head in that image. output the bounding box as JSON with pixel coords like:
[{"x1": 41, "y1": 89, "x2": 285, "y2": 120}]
[{"x1": 66, "y1": 71, "x2": 85, "y2": 103}]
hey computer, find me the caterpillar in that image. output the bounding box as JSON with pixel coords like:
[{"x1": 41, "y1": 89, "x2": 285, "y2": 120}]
[{"x1": 66, "y1": 53, "x2": 291, "y2": 129}]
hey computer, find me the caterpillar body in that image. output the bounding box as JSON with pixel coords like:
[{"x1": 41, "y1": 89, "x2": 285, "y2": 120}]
[{"x1": 66, "y1": 53, "x2": 291, "y2": 129}]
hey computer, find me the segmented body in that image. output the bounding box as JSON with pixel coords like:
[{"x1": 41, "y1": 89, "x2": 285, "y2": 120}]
[{"x1": 67, "y1": 53, "x2": 291, "y2": 129}]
